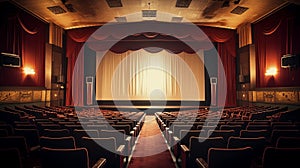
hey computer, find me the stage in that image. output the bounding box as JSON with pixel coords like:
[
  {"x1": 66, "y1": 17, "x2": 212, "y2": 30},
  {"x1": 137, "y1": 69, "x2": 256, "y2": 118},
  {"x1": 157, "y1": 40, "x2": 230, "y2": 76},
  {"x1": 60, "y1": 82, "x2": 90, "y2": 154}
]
[{"x1": 98, "y1": 105, "x2": 206, "y2": 112}]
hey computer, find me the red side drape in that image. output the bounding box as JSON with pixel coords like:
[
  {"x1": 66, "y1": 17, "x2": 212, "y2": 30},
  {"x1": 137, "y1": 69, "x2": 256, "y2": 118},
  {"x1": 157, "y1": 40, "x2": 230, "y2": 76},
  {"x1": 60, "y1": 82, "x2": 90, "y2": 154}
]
[
  {"x1": 66, "y1": 27, "x2": 98, "y2": 105},
  {"x1": 201, "y1": 26, "x2": 237, "y2": 107},
  {"x1": 0, "y1": 2, "x2": 46, "y2": 87},
  {"x1": 254, "y1": 4, "x2": 300, "y2": 88}
]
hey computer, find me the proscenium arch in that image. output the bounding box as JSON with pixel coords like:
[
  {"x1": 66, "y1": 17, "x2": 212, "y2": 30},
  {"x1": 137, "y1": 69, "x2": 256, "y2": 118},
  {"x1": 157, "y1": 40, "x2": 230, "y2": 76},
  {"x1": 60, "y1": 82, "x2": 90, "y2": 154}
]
[{"x1": 72, "y1": 12, "x2": 227, "y2": 157}]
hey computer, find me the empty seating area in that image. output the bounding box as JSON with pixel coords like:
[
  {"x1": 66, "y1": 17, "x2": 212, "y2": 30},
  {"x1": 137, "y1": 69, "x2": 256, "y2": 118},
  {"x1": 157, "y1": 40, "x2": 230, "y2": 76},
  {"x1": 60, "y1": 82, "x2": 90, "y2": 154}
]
[
  {"x1": 155, "y1": 106, "x2": 300, "y2": 168},
  {"x1": 0, "y1": 105, "x2": 145, "y2": 168},
  {"x1": 1, "y1": 104, "x2": 300, "y2": 168}
]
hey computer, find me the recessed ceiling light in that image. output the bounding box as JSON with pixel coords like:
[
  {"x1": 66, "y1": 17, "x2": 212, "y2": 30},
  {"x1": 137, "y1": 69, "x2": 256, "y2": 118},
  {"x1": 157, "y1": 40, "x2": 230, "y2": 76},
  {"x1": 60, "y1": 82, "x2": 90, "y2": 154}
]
[
  {"x1": 231, "y1": 6, "x2": 249, "y2": 15},
  {"x1": 115, "y1": 17, "x2": 127, "y2": 22},
  {"x1": 176, "y1": 0, "x2": 192, "y2": 8},
  {"x1": 47, "y1": 6, "x2": 66, "y2": 14},
  {"x1": 142, "y1": 10, "x2": 157, "y2": 17},
  {"x1": 106, "y1": 0, "x2": 123, "y2": 8}
]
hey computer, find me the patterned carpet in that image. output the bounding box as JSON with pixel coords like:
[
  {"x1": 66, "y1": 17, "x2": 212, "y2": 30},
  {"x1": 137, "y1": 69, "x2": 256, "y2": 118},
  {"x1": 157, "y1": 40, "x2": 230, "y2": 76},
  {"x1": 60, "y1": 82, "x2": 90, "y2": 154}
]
[{"x1": 127, "y1": 115, "x2": 176, "y2": 168}]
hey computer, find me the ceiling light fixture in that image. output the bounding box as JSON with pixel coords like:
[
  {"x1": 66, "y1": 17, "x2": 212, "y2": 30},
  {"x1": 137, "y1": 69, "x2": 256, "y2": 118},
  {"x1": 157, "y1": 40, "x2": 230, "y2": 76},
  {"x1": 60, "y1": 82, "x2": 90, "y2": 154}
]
[
  {"x1": 106, "y1": 0, "x2": 123, "y2": 8},
  {"x1": 61, "y1": 0, "x2": 76, "y2": 12},
  {"x1": 142, "y1": 3, "x2": 157, "y2": 20},
  {"x1": 115, "y1": 17, "x2": 127, "y2": 22},
  {"x1": 234, "y1": 0, "x2": 241, "y2": 5},
  {"x1": 176, "y1": 0, "x2": 192, "y2": 8},
  {"x1": 221, "y1": 0, "x2": 230, "y2": 8}
]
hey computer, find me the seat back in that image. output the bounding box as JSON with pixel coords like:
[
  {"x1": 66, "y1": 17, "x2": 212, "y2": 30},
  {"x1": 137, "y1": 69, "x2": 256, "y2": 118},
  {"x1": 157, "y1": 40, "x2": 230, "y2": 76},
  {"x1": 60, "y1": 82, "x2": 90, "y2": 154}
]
[
  {"x1": 73, "y1": 129, "x2": 99, "y2": 147},
  {"x1": 190, "y1": 137, "x2": 226, "y2": 162},
  {"x1": 227, "y1": 137, "x2": 266, "y2": 156},
  {"x1": 81, "y1": 137, "x2": 118, "y2": 168},
  {"x1": 220, "y1": 125, "x2": 242, "y2": 134},
  {"x1": 276, "y1": 137, "x2": 300, "y2": 148},
  {"x1": 270, "y1": 129, "x2": 300, "y2": 144},
  {"x1": 0, "y1": 148, "x2": 22, "y2": 168},
  {"x1": 40, "y1": 136, "x2": 76, "y2": 149},
  {"x1": 85, "y1": 125, "x2": 107, "y2": 132},
  {"x1": 111, "y1": 125, "x2": 131, "y2": 135},
  {"x1": 208, "y1": 130, "x2": 236, "y2": 143},
  {"x1": 246, "y1": 125, "x2": 271, "y2": 132},
  {"x1": 41, "y1": 147, "x2": 89, "y2": 168},
  {"x1": 172, "y1": 125, "x2": 194, "y2": 138},
  {"x1": 272, "y1": 125, "x2": 298, "y2": 130},
  {"x1": 99, "y1": 130, "x2": 126, "y2": 146},
  {"x1": 240, "y1": 129, "x2": 270, "y2": 139},
  {"x1": 14, "y1": 129, "x2": 40, "y2": 148},
  {"x1": 180, "y1": 130, "x2": 206, "y2": 146},
  {"x1": 42, "y1": 129, "x2": 70, "y2": 138},
  {"x1": 0, "y1": 136, "x2": 29, "y2": 157},
  {"x1": 262, "y1": 147, "x2": 300, "y2": 168},
  {"x1": 207, "y1": 147, "x2": 253, "y2": 168},
  {"x1": 0, "y1": 129, "x2": 8, "y2": 137},
  {"x1": 0, "y1": 124, "x2": 14, "y2": 135}
]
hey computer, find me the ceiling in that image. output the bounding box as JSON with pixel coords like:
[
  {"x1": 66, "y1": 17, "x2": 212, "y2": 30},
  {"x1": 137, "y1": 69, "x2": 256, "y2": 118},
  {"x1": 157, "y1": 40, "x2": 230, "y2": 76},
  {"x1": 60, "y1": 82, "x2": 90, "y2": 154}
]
[{"x1": 9, "y1": 0, "x2": 294, "y2": 30}]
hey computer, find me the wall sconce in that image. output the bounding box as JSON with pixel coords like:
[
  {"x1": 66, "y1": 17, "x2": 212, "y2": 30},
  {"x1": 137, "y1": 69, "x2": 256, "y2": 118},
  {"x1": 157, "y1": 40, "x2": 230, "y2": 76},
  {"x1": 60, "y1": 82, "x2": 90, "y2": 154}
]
[
  {"x1": 23, "y1": 67, "x2": 35, "y2": 75},
  {"x1": 265, "y1": 67, "x2": 277, "y2": 76}
]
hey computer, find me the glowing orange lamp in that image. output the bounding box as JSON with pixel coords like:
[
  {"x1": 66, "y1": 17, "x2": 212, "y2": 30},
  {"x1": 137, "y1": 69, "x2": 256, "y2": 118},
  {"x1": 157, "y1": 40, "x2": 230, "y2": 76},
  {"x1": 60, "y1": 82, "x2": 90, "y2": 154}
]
[
  {"x1": 265, "y1": 67, "x2": 277, "y2": 76},
  {"x1": 23, "y1": 67, "x2": 35, "y2": 75}
]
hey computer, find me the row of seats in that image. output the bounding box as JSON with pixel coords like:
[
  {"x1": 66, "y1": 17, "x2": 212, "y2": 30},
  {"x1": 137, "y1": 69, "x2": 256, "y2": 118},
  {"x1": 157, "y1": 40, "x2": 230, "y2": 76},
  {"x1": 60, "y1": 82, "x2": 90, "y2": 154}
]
[
  {"x1": 0, "y1": 105, "x2": 146, "y2": 168},
  {"x1": 155, "y1": 106, "x2": 300, "y2": 168}
]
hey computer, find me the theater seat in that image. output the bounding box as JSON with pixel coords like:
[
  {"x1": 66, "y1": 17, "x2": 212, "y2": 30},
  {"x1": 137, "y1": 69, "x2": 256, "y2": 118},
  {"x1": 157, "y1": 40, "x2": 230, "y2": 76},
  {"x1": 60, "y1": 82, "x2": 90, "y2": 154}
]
[
  {"x1": 81, "y1": 137, "x2": 125, "y2": 168},
  {"x1": 276, "y1": 137, "x2": 300, "y2": 148},
  {"x1": 196, "y1": 147, "x2": 253, "y2": 168},
  {"x1": 41, "y1": 147, "x2": 106, "y2": 168},
  {"x1": 262, "y1": 147, "x2": 300, "y2": 168},
  {"x1": 40, "y1": 136, "x2": 76, "y2": 149},
  {"x1": 0, "y1": 148, "x2": 22, "y2": 168},
  {"x1": 181, "y1": 137, "x2": 227, "y2": 168}
]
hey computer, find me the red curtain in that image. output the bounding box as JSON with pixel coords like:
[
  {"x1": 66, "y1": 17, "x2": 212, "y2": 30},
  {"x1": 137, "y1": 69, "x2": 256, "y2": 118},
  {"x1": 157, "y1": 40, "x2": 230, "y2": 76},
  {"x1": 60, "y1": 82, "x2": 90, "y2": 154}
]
[
  {"x1": 201, "y1": 26, "x2": 237, "y2": 107},
  {"x1": 254, "y1": 4, "x2": 300, "y2": 87},
  {"x1": 0, "y1": 2, "x2": 47, "y2": 87},
  {"x1": 66, "y1": 27, "x2": 98, "y2": 105},
  {"x1": 66, "y1": 24, "x2": 237, "y2": 107}
]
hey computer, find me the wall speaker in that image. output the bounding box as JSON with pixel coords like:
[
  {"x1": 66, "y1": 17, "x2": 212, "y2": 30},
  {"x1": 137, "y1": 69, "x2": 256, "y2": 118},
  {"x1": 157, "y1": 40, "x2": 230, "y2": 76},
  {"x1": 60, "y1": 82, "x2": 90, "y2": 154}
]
[
  {"x1": 0, "y1": 52, "x2": 21, "y2": 67},
  {"x1": 281, "y1": 54, "x2": 300, "y2": 68},
  {"x1": 86, "y1": 76, "x2": 94, "y2": 105},
  {"x1": 210, "y1": 77, "x2": 217, "y2": 106}
]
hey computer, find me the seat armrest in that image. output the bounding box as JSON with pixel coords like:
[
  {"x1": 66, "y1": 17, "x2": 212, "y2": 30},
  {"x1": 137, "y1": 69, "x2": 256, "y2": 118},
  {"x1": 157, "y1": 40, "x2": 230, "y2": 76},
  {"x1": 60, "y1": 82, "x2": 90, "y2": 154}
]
[
  {"x1": 167, "y1": 130, "x2": 174, "y2": 143},
  {"x1": 196, "y1": 158, "x2": 208, "y2": 168},
  {"x1": 180, "y1": 145, "x2": 190, "y2": 153},
  {"x1": 116, "y1": 145, "x2": 125, "y2": 154},
  {"x1": 173, "y1": 136, "x2": 180, "y2": 143},
  {"x1": 92, "y1": 158, "x2": 106, "y2": 168},
  {"x1": 125, "y1": 136, "x2": 132, "y2": 154},
  {"x1": 180, "y1": 145, "x2": 190, "y2": 168},
  {"x1": 30, "y1": 145, "x2": 40, "y2": 152},
  {"x1": 125, "y1": 136, "x2": 131, "y2": 142}
]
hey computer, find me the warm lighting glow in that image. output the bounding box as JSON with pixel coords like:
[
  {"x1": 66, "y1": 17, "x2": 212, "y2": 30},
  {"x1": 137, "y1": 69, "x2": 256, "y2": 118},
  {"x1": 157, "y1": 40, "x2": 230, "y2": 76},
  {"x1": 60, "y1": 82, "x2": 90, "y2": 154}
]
[
  {"x1": 265, "y1": 67, "x2": 277, "y2": 76},
  {"x1": 23, "y1": 67, "x2": 35, "y2": 75},
  {"x1": 54, "y1": 94, "x2": 57, "y2": 97}
]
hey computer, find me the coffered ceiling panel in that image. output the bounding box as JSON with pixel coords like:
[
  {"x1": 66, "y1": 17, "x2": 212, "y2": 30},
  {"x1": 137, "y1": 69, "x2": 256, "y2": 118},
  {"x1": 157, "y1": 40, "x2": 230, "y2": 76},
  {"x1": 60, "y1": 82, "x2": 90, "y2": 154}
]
[{"x1": 10, "y1": 0, "x2": 291, "y2": 29}]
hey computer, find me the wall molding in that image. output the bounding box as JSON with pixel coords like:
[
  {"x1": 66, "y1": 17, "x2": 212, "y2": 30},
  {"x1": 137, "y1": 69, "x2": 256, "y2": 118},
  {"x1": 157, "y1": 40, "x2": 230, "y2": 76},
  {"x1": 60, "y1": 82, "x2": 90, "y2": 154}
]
[
  {"x1": 237, "y1": 87, "x2": 300, "y2": 105},
  {"x1": 0, "y1": 87, "x2": 51, "y2": 104}
]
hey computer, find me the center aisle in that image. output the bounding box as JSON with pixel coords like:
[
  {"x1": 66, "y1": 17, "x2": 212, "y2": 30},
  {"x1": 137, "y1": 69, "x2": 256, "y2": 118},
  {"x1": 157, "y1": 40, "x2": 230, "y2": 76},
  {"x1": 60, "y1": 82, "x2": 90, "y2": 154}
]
[{"x1": 127, "y1": 115, "x2": 176, "y2": 168}]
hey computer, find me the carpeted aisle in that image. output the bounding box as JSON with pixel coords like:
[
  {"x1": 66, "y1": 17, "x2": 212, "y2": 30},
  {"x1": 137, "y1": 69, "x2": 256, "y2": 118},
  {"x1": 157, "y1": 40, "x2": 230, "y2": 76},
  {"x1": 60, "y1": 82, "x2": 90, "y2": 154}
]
[{"x1": 127, "y1": 115, "x2": 176, "y2": 168}]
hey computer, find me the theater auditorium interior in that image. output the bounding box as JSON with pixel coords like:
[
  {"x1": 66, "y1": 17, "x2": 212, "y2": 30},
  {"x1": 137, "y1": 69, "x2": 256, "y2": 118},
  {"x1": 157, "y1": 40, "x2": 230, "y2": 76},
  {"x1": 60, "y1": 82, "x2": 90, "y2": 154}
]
[{"x1": 1, "y1": 0, "x2": 300, "y2": 168}]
